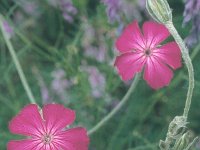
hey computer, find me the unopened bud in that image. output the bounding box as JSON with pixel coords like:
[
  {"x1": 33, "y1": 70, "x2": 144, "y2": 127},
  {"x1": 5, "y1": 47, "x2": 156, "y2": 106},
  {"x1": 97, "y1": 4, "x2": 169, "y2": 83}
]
[
  {"x1": 159, "y1": 116, "x2": 187, "y2": 149},
  {"x1": 173, "y1": 131, "x2": 198, "y2": 150},
  {"x1": 146, "y1": 0, "x2": 172, "y2": 23}
]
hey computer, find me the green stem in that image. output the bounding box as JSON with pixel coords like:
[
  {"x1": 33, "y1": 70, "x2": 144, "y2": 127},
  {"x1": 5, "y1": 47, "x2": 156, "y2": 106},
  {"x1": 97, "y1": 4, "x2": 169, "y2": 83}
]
[
  {"x1": 165, "y1": 21, "x2": 194, "y2": 118},
  {"x1": 0, "y1": 15, "x2": 36, "y2": 104},
  {"x1": 88, "y1": 73, "x2": 141, "y2": 135}
]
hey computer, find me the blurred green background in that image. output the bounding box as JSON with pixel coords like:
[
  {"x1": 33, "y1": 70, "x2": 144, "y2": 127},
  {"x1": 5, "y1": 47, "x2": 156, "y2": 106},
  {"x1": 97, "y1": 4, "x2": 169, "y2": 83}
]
[{"x1": 0, "y1": 0, "x2": 200, "y2": 149}]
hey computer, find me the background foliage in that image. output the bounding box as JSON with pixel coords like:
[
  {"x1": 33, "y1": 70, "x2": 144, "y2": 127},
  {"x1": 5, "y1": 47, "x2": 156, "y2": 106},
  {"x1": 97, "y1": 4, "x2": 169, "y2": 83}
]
[{"x1": 0, "y1": 0, "x2": 200, "y2": 149}]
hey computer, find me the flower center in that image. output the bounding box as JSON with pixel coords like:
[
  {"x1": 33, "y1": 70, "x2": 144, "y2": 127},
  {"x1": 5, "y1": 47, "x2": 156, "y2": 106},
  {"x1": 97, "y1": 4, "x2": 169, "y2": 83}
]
[
  {"x1": 144, "y1": 49, "x2": 151, "y2": 56},
  {"x1": 42, "y1": 134, "x2": 53, "y2": 144}
]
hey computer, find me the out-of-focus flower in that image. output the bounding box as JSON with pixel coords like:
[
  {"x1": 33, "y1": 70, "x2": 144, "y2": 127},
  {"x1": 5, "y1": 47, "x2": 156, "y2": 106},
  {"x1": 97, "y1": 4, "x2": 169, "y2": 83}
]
[
  {"x1": 81, "y1": 18, "x2": 108, "y2": 62},
  {"x1": 115, "y1": 21, "x2": 182, "y2": 89},
  {"x1": 183, "y1": 0, "x2": 200, "y2": 47},
  {"x1": 17, "y1": 0, "x2": 40, "y2": 17},
  {"x1": 84, "y1": 45, "x2": 107, "y2": 63},
  {"x1": 137, "y1": 0, "x2": 146, "y2": 10},
  {"x1": 32, "y1": 67, "x2": 52, "y2": 104},
  {"x1": 41, "y1": 86, "x2": 51, "y2": 104},
  {"x1": 101, "y1": 0, "x2": 122, "y2": 24},
  {"x1": 123, "y1": 0, "x2": 146, "y2": 22},
  {"x1": 34, "y1": 68, "x2": 74, "y2": 103},
  {"x1": 8, "y1": 104, "x2": 89, "y2": 150},
  {"x1": 85, "y1": 66, "x2": 106, "y2": 98},
  {"x1": 48, "y1": 0, "x2": 77, "y2": 23},
  {"x1": 51, "y1": 69, "x2": 72, "y2": 101},
  {"x1": 23, "y1": 2, "x2": 39, "y2": 16},
  {"x1": 60, "y1": 0, "x2": 78, "y2": 23},
  {"x1": 101, "y1": 0, "x2": 146, "y2": 24},
  {"x1": 183, "y1": 0, "x2": 200, "y2": 24},
  {"x1": 11, "y1": 1, "x2": 41, "y2": 29},
  {"x1": 2, "y1": 21, "x2": 13, "y2": 39}
]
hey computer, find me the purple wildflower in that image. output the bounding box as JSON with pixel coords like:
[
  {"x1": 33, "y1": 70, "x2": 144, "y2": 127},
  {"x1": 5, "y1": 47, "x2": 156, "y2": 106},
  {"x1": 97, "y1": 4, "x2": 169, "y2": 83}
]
[
  {"x1": 2, "y1": 21, "x2": 13, "y2": 39},
  {"x1": 49, "y1": 0, "x2": 77, "y2": 23},
  {"x1": 41, "y1": 86, "x2": 51, "y2": 104},
  {"x1": 17, "y1": 0, "x2": 40, "y2": 17},
  {"x1": 81, "y1": 18, "x2": 108, "y2": 62},
  {"x1": 183, "y1": 0, "x2": 200, "y2": 23},
  {"x1": 32, "y1": 67, "x2": 52, "y2": 104},
  {"x1": 101, "y1": 0, "x2": 146, "y2": 24},
  {"x1": 84, "y1": 45, "x2": 107, "y2": 62},
  {"x1": 88, "y1": 67, "x2": 106, "y2": 98},
  {"x1": 82, "y1": 66, "x2": 106, "y2": 99},
  {"x1": 122, "y1": 1, "x2": 145, "y2": 22},
  {"x1": 51, "y1": 69, "x2": 72, "y2": 101},
  {"x1": 61, "y1": 0, "x2": 77, "y2": 23},
  {"x1": 102, "y1": 0, "x2": 122, "y2": 24},
  {"x1": 183, "y1": 0, "x2": 200, "y2": 47},
  {"x1": 23, "y1": 2, "x2": 38, "y2": 15},
  {"x1": 34, "y1": 67, "x2": 74, "y2": 103}
]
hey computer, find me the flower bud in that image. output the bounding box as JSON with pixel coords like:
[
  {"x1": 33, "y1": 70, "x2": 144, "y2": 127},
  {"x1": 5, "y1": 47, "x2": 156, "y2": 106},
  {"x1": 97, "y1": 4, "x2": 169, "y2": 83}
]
[
  {"x1": 159, "y1": 116, "x2": 187, "y2": 149},
  {"x1": 146, "y1": 0, "x2": 172, "y2": 23}
]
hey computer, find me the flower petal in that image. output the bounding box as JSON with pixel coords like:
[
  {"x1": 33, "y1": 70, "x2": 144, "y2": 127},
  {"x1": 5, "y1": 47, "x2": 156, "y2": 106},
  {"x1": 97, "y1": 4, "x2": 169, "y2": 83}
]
[
  {"x1": 9, "y1": 104, "x2": 44, "y2": 137},
  {"x1": 56, "y1": 127, "x2": 89, "y2": 150},
  {"x1": 116, "y1": 21, "x2": 145, "y2": 52},
  {"x1": 144, "y1": 57, "x2": 173, "y2": 89},
  {"x1": 54, "y1": 142, "x2": 75, "y2": 150},
  {"x1": 142, "y1": 21, "x2": 170, "y2": 48},
  {"x1": 114, "y1": 52, "x2": 145, "y2": 81},
  {"x1": 42, "y1": 104, "x2": 75, "y2": 133},
  {"x1": 153, "y1": 42, "x2": 182, "y2": 69},
  {"x1": 43, "y1": 144, "x2": 59, "y2": 150},
  {"x1": 7, "y1": 139, "x2": 41, "y2": 150}
]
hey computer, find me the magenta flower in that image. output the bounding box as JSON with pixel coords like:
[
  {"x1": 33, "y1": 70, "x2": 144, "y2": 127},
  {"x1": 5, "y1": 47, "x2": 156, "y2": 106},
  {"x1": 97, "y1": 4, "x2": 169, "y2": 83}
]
[
  {"x1": 8, "y1": 104, "x2": 89, "y2": 150},
  {"x1": 115, "y1": 21, "x2": 182, "y2": 89}
]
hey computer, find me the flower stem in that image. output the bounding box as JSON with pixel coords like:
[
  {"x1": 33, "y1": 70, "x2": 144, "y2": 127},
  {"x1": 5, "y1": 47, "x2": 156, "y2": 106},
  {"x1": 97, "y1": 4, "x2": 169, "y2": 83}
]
[
  {"x1": 88, "y1": 73, "x2": 141, "y2": 135},
  {"x1": 0, "y1": 15, "x2": 36, "y2": 104},
  {"x1": 165, "y1": 21, "x2": 194, "y2": 118}
]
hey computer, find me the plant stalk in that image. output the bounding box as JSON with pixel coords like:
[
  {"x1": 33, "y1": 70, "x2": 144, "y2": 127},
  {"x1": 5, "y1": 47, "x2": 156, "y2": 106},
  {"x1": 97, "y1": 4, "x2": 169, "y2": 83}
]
[
  {"x1": 0, "y1": 15, "x2": 36, "y2": 104},
  {"x1": 88, "y1": 73, "x2": 141, "y2": 135},
  {"x1": 165, "y1": 21, "x2": 194, "y2": 118}
]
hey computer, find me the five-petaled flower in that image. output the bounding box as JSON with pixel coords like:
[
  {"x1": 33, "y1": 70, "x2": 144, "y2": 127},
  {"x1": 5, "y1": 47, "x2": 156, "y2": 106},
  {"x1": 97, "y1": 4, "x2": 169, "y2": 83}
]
[
  {"x1": 7, "y1": 104, "x2": 89, "y2": 150},
  {"x1": 115, "y1": 21, "x2": 182, "y2": 89}
]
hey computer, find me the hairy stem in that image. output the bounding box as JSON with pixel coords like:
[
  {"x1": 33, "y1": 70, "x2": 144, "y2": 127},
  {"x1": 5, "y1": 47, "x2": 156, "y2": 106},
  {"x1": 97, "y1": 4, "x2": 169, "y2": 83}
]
[
  {"x1": 165, "y1": 21, "x2": 194, "y2": 118},
  {"x1": 88, "y1": 73, "x2": 141, "y2": 135},
  {"x1": 0, "y1": 16, "x2": 36, "y2": 104}
]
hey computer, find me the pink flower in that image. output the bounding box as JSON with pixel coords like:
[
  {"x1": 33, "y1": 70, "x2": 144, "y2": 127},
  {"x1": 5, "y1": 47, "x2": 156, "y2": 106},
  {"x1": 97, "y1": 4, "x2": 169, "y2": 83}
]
[
  {"x1": 8, "y1": 104, "x2": 89, "y2": 150},
  {"x1": 115, "y1": 21, "x2": 182, "y2": 89}
]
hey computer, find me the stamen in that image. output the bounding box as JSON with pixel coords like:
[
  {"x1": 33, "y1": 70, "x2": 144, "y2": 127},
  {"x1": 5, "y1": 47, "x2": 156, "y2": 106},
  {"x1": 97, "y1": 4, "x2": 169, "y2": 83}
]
[
  {"x1": 145, "y1": 49, "x2": 151, "y2": 56},
  {"x1": 42, "y1": 134, "x2": 52, "y2": 144}
]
